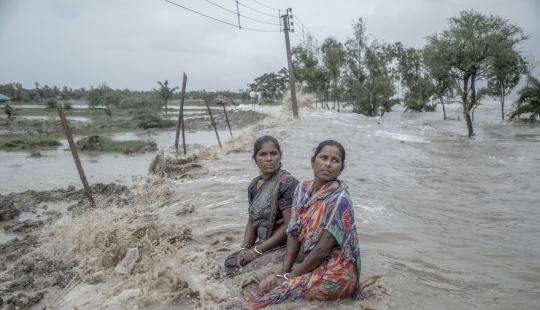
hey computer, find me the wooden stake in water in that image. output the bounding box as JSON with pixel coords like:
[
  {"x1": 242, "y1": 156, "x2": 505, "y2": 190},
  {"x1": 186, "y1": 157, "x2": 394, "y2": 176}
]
[
  {"x1": 204, "y1": 96, "x2": 221, "y2": 148},
  {"x1": 57, "y1": 102, "x2": 96, "y2": 208},
  {"x1": 221, "y1": 97, "x2": 233, "y2": 139},
  {"x1": 175, "y1": 73, "x2": 188, "y2": 154}
]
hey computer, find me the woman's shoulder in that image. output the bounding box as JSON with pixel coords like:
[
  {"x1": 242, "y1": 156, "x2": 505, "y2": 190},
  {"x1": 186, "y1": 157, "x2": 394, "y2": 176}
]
[{"x1": 280, "y1": 171, "x2": 299, "y2": 185}]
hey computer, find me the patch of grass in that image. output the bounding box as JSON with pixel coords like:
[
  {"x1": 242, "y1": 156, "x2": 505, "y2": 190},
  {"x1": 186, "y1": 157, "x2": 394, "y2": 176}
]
[
  {"x1": 100, "y1": 139, "x2": 147, "y2": 153},
  {"x1": 76, "y1": 135, "x2": 156, "y2": 153},
  {"x1": 72, "y1": 127, "x2": 135, "y2": 137},
  {"x1": 45, "y1": 98, "x2": 57, "y2": 109},
  {"x1": 0, "y1": 136, "x2": 62, "y2": 150}
]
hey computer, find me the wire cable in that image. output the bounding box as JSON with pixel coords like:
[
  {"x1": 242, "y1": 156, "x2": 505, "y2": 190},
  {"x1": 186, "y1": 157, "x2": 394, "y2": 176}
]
[
  {"x1": 206, "y1": 0, "x2": 279, "y2": 25},
  {"x1": 165, "y1": 0, "x2": 280, "y2": 32},
  {"x1": 234, "y1": 0, "x2": 276, "y2": 18},
  {"x1": 251, "y1": 0, "x2": 285, "y2": 11},
  {"x1": 290, "y1": 11, "x2": 317, "y2": 43},
  {"x1": 165, "y1": 0, "x2": 237, "y2": 28}
]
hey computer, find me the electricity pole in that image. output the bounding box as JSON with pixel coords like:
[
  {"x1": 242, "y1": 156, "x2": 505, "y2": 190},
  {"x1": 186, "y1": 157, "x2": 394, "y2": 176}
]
[{"x1": 282, "y1": 9, "x2": 298, "y2": 118}]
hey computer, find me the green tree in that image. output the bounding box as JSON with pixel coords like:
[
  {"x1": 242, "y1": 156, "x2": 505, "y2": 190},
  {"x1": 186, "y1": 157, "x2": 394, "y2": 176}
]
[
  {"x1": 487, "y1": 47, "x2": 526, "y2": 120},
  {"x1": 248, "y1": 68, "x2": 289, "y2": 102},
  {"x1": 321, "y1": 37, "x2": 346, "y2": 111},
  {"x1": 292, "y1": 45, "x2": 331, "y2": 106},
  {"x1": 3, "y1": 103, "x2": 17, "y2": 118},
  {"x1": 87, "y1": 83, "x2": 112, "y2": 108},
  {"x1": 509, "y1": 75, "x2": 540, "y2": 122},
  {"x1": 350, "y1": 40, "x2": 397, "y2": 116},
  {"x1": 395, "y1": 45, "x2": 435, "y2": 112},
  {"x1": 425, "y1": 10, "x2": 528, "y2": 136},
  {"x1": 423, "y1": 45, "x2": 456, "y2": 120},
  {"x1": 154, "y1": 80, "x2": 178, "y2": 118},
  {"x1": 344, "y1": 18, "x2": 368, "y2": 85}
]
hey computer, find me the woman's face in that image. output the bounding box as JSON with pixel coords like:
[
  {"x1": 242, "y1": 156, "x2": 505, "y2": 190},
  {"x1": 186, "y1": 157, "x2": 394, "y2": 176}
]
[
  {"x1": 311, "y1": 145, "x2": 343, "y2": 183},
  {"x1": 255, "y1": 141, "x2": 281, "y2": 179}
]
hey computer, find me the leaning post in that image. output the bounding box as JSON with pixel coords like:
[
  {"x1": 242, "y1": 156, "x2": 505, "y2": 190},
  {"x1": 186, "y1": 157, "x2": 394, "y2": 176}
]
[
  {"x1": 221, "y1": 97, "x2": 233, "y2": 139},
  {"x1": 175, "y1": 73, "x2": 188, "y2": 154},
  {"x1": 204, "y1": 96, "x2": 222, "y2": 148},
  {"x1": 57, "y1": 102, "x2": 96, "y2": 208}
]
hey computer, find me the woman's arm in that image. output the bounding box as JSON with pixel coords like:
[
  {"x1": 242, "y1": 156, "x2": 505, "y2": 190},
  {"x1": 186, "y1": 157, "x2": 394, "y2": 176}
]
[
  {"x1": 267, "y1": 233, "x2": 301, "y2": 290},
  {"x1": 255, "y1": 208, "x2": 291, "y2": 253},
  {"x1": 236, "y1": 219, "x2": 257, "y2": 267},
  {"x1": 239, "y1": 208, "x2": 292, "y2": 264},
  {"x1": 280, "y1": 233, "x2": 300, "y2": 273},
  {"x1": 240, "y1": 219, "x2": 257, "y2": 248},
  {"x1": 287, "y1": 230, "x2": 337, "y2": 278}
]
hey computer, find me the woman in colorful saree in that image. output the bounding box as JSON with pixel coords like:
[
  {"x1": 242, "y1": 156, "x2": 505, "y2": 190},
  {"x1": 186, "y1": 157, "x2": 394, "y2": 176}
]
[
  {"x1": 236, "y1": 140, "x2": 362, "y2": 308},
  {"x1": 212, "y1": 135, "x2": 300, "y2": 279}
]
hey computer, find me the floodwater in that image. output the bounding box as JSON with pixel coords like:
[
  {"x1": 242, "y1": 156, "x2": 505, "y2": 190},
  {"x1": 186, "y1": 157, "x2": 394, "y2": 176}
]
[
  {"x1": 8, "y1": 101, "x2": 540, "y2": 309},
  {"x1": 0, "y1": 127, "x2": 236, "y2": 244}
]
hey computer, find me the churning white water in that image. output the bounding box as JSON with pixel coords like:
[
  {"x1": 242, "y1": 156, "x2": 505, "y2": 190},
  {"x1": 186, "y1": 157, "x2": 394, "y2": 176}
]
[{"x1": 36, "y1": 100, "x2": 540, "y2": 309}]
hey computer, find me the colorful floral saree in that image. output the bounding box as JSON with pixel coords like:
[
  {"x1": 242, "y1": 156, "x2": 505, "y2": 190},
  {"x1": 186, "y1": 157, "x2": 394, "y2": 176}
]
[{"x1": 238, "y1": 179, "x2": 362, "y2": 308}]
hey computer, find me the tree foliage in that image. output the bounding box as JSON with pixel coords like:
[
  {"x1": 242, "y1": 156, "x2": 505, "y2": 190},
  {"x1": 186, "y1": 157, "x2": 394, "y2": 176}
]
[
  {"x1": 487, "y1": 47, "x2": 526, "y2": 120},
  {"x1": 395, "y1": 45, "x2": 435, "y2": 112},
  {"x1": 509, "y1": 75, "x2": 540, "y2": 122},
  {"x1": 424, "y1": 10, "x2": 528, "y2": 136},
  {"x1": 248, "y1": 68, "x2": 289, "y2": 102},
  {"x1": 87, "y1": 83, "x2": 119, "y2": 109},
  {"x1": 154, "y1": 80, "x2": 178, "y2": 118}
]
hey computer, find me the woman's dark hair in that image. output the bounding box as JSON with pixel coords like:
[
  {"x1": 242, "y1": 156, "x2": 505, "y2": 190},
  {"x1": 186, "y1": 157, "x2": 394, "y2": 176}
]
[
  {"x1": 312, "y1": 140, "x2": 346, "y2": 171},
  {"x1": 252, "y1": 135, "x2": 282, "y2": 160}
]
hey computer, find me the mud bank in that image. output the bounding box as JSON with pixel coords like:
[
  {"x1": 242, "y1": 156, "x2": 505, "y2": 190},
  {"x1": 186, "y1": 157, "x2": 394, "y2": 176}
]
[
  {"x1": 0, "y1": 109, "x2": 267, "y2": 139},
  {"x1": 0, "y1": 183, "x2": 133, "y2": 309},
  {"x1": 0, "y1": 107, "x2": 272, "y2": 309}
]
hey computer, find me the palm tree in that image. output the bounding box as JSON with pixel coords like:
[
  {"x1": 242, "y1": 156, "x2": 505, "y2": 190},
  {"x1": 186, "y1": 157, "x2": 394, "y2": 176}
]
[
  {"x1": 154, "y1": 80, "x2": 178, "y2": 118},
  {"x1": 509, "y1": 75, "x2": 540, "y2": 122}
]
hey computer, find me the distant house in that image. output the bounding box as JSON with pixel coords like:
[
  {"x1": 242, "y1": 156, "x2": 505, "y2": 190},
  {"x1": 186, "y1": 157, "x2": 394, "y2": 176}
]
[{"x1": 0, "y1": 94, "x2": 11, "y2": 102}]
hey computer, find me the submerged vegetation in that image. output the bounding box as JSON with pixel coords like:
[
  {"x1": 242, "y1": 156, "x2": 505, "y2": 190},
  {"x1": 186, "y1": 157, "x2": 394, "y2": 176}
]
[
  {"x1": 0, "y1": 136, "x2": 62, "y2": 150},
  {"x1": 75, "y1": 135, "x2": 157, "y2": 154}
]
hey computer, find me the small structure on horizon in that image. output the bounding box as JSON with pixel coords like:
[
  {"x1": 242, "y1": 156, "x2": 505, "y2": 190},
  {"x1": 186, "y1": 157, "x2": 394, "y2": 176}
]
[{"x1": 0, "y1": 94, "x2": 11, "y2": 102}]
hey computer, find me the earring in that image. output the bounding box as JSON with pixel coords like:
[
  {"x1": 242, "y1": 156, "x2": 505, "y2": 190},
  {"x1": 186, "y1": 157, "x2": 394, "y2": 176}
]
[{"x1": 253, "y1": 160, "x2": 261, "y2": 174}]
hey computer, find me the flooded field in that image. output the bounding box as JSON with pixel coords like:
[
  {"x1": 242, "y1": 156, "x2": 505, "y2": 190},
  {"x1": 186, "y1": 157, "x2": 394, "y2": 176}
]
[{"x1": 1, "y1": 102, "x2": 539, "y2": 309}]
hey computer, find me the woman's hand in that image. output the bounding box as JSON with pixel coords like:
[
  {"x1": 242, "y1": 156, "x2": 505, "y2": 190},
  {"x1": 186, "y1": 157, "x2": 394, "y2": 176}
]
[
  {"x1": 236, "y1": 249, "x2": 247, "y2": 267},
  {"x1": 258, "y1": 273, "x2": 285, "y2": 292},
  {"x1": 267, "y1": 276, "x2": 286, "y2": 291},
  {"x1": 236, "y1": 249, "x2": 260, "y2": 267}
]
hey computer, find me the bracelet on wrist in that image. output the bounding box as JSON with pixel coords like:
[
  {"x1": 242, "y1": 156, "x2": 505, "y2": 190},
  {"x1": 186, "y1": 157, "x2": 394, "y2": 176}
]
[
  {"x1": 283, "y1": 273, "x2": 290, "y2": 281},
  {"x1": 239, "y1": 247, "x2": 248, "y2": 252},
  {"x1": 253, "y1": 246, "x2": 263, "y2": 255}
]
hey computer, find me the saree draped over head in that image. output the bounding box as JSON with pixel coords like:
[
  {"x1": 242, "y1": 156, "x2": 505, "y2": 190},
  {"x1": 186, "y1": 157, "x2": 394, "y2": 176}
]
[
  {"x1": 239, "y1": 179, "x2": 363, "y2": 309},
  {"x1": 215, "y1": 169, "x2": 299, "y2": 279}
]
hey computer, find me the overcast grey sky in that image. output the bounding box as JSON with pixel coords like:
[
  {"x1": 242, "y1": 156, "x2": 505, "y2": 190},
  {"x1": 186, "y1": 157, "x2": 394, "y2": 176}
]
[{"x1": 0, "y1": 0, "x2": 539, "y2": 92}]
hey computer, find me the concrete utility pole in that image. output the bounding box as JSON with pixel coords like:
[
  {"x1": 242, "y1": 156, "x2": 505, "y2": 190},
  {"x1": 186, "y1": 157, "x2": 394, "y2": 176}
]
[{"x1": 282, "y1": 9, "x2": 299, "y2": 118}]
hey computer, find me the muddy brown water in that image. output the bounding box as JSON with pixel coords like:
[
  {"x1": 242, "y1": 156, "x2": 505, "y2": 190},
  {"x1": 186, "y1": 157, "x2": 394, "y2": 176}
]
[{"x1": 3, "y1": 102, "x2": 540, "y2": 309}]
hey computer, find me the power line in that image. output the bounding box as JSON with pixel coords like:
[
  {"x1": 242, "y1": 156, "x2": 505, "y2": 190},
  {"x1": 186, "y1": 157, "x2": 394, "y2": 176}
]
[
  {"x1": 164, "y1": 0, "x2": 280, "y2": 32},
  {"x1": 205, "y1": 0, "x2": 279, "y2": 25},
  {"x1": 251, "y1": 0, "x2": 285, "y2": 12},
  {"x1": 234, "y1": 0, "x2": 276, "y2": 18},
  {"x1": 165, "y1": 0, "x2": 237, "y2": 28}
]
